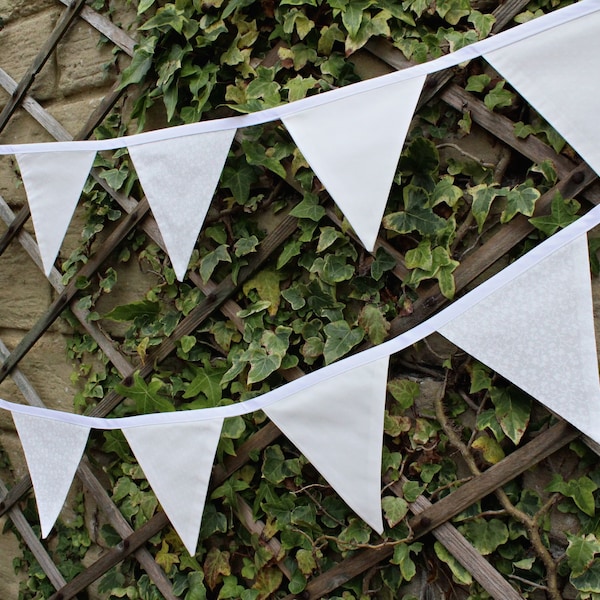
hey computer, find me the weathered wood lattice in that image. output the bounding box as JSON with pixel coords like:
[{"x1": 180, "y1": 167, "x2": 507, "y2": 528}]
[{"x1": 0, "y1": 1, "x2": 599, "y2": 598}]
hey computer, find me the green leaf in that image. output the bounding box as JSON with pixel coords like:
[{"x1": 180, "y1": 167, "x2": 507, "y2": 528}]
[
  {"x1": 243, "y1": 269, "x2": 284, "y2": 316},
  {"x1": 382, "y1": 186, "x2": 447, "y2": 235},
  {"x1": 391, "y1": 542, "x2": 422, "y2": 581},
  {"x1": 567, "y1": 534, "x2": 600, "y2": 577},
  {"x1": 242, "y1": 140, "x2": 286, "y2": 178},
  {"x1": 434, "y1": 542, "x2": 473, "y2": 584},
  {"x1": 204, "y1": 548, "x2": 231, "y2": 590},
  {"x1": 484, "y1": 81, "x2": 515, "y2": 112},
  {"x1": 184, "y1": 366, "x2": 224, "y2": 405},
  {"x1": 571, "y1": 559, "x2": 600, "y2": 594},
  {"x1": 234, "y1": 235, "x2": 259, "y2": 257},
  {"x1": 529, "y1": 191, "x2": 580, "y2": 236},
  {"x1": 469, "y1": 361, "x2": 492, "y2": 393},
  {"x1": 117, "y1": 36, "x2": 158, "y2": 89},
  {"x1": 311, "y1": 254, "x2": 354, "y2": 285},
  {"x1": 381, "y1": 496, "x2": 409, "y2": 528},
  {"x1": 460, "y1": 518, "x2": 509, "y2": 555},
  {"x1": 469, "y1": 184, "x2": 507, "y2": 232},
  {"x1": 289, "y1": 194, "x2": 326, "y2": 221},
  {"x1": 200, "y1": 244, "x2": 231, "y2": 283},
  {"x1": 431, "y1": 176, "x2": 463, "y2": 207},
  {"x1": 405, "y1": 240, "x2": 432, "y2": 270},
  {"x1": 468, "y1": 11, "x2": 495, "y2": 38},
  {"x1": 547, "y1": 475, "x2": 598, "y2": 517},
  {"x1": 436, "y1": 0, "x2": 470, "y2": 24},
  {"x1": 284, "y1": 75, "x2": 318, "y2": 102},
  {"x1": 371, "y1": 247, "x2": 397, "y2": 281},
  {"x1": 387, "y1": 379, "x2": 420, "y2": 410},
  {"x1": 317, "y1": 226, "x2": 346, "y2": 252},
  {"x1": 103, "y1": 300, "x2": 160, "y2": 321},
  {"x1": 116, "y1": 372, "x2": 176, "y2": 414},
  {"x1": 251, "y1": 567, "x2": 283, "y2": 598},
  {"x1": 323, "y1": 320, "x2": 364, "y2": 364},
  {"x1": 490, "y1": 387, "x2": 531, "y2": 445},
  {"x1": 221, "y1": 162, "x2": 256, "y2": 206},
  {"x1": 277, "y1": 239, "x2": 303, "y2": 269},
  {"x1": 501, "y1": 184, "x2": 540, "y2": 223},
  {"x1": 465, "y1": 74, "x2": 491, "y2": 93},
  {"x1": 358, "y1": 304, "x2": 389, "y2": 345}
]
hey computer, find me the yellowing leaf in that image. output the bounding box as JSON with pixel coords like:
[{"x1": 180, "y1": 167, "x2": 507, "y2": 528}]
[{"x1": 472, "y1": 434, "x2": 505, "y2": 465}]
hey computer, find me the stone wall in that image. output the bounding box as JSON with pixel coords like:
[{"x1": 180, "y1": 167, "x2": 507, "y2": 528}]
[{"x1": 0, "y1": 2, "x2": 133, "y2": 597}]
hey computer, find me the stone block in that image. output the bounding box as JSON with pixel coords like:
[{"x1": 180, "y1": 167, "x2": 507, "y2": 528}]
[
  {"x1": 0, "y1": 8, "x2": 61, "y2": 102},
  {"x1": 0, "y1": 329, "x2": 79, "y2": 413},
  {"x1": 0, "y1": 0, "x2": 55, "y2": 24},
  {"x1": 56, "y1": 18, "x2": 118, "y2": 97},
  {"x1": 0, "y1": 240, "x2": 52, "y2": 330}
]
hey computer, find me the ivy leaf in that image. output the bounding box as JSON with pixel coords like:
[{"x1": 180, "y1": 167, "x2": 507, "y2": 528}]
[
  {"x1": 155, "y1": 540, "x2": 180, "y2": 573},
  {"x1": 529, "y1": 191, "x2": 580, "y2": 236},
  {"x1": 434, "y1": 542, "x2": 473, "y2": 584},
  {"x1": 284, "y1": 75, "x2": 318, "y2": 102},
  {"x1": 436, "y1": 0, "x2": 470, "y2": 24},
  {"x1": 465, "y1": 74, "x2": 491, "y2": 93},
  {"x1": 183, "y1": 365, "x2": 224, "y2": 405},
  {"x1": 399, "y1": 137, "x2": 439, "y2": 177},
  {"x1": 358, "y1": 304, "x2": 390, "y2": 345},
  {"x1": 472, "y1": 434, "x2": 505, "y2": 465},
  {"x1": 221, "y1": 162, "x2": 256, "y2": 206},
  {"x1": 460, "y1": 518, "x2": 509, "y2": 555},
  {"x1": 381, "y1": 496, "x2": 409, "y2": 528},
  {"x1": 289, "y1": 193, "x2": 326, "y2": 221},
  {"x1": 311, "y1": 254, "x2": 354, "y2": 285},
  {"x1": 218, "y1": 575, "x2": 244, "y2": 599},
  {"x1": 242, "y1": 139, "x2": 286, "y2": 178},
  {"x1": 468, "y1": 361, "x2": 492, "y2": 393},
  {"x1": 243, "y1": 269, "x2": 284, "y2": 316},
  {"x1": 323, "y1": 320, "x2": 364, "y2": 364},
  {"x1": 102, "y1": 431, "x2": 132, "y2": 461},
  {"x1": 547, "y1": 475, "x2": 598, "y2": 517},
  {"x1": 501, "y1": 184, "x2": 540, "y2": 223},
  {"x1": 391, "y1": 542, "x2": 422, "y2": 582},
  {"x1": 431, "y1": 176, "x2": 463, "y2": 207},
  {"x1": 104, "y1": 300, "x2": 160, "y2": 321},
  {"x1": 469, "y1": 184, "x2": 508, "y2": 232},
  {"x1": 468, "y1": 10, "x2": 495, "y2": 38},
  {"x1": 117, "y1": 36, "x2": 158, "y2": 89},
  {"x1": 234, "y1": 235, "x2": 259, "y2": 257},
  {"x1": 567, "y1": 534, "x2": 600, "y2": 577},
  {"x1": 490, "y1": 387, "x2": 531, "y2": 445},
  {"x1": 296, "y1": 549, "x2": 317, "y2": 576},
  {"x1": 116, "y1": 372, "x2": 175, "y2": 414},
  {"x1": 200, "y1": 244, "x2": 231, "y2": 283},
  {"x1": 382, "y1": 186, "x2": 447, "y2": 235},
  {"x1": 204, "y1": 548, "x2": 231, "y2": 590},
  {"x1": 371, "y1": 247, "x2": 397, "y2": 281},
  {"x1": 405, "y1": 239, "x2": 432, "y2": 271},
  {"x1": 388, "y1": 379, "x2": 420, "y2": 410},
  {"x1": 484, "y1": 81, "x2": 515, "y2": 112},
  {"x1": 252, "y1": 567, "x2": 283, "y2": 599},
  {"x1": 571, "y1": 559, "x2": 600, "y2": 594}
]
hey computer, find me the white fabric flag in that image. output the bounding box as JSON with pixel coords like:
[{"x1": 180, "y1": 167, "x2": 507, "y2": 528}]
[
  {"x1": 438, "y1": 235, "x2": 600, "y2": 442},
  {"x1": 128, "y1": 130, "x2": 236, "y2": 281},
  {"x1": 123, "y1": 418, "x2": 223, "y2": 555},
  {"x1": 16, "y1": 151, "x2": 95, "y2": 276},
  {"x1": 12, "y1": 412, "x2": 90, "y2": 537},
  {"x1": 282, "y1": 76, "x2": 425, "y2": 251},
  {"x1": 484, "y1": 10, "x2": 600, "y2": 176},
  {"x1": 264, "y1": 356, "x2": 389, "y2": 532}
]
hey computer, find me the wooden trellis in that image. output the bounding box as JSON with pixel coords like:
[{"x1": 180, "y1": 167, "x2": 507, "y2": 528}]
[{"x1": 0, "y1": 1, "x2": 599, "y2": 598}]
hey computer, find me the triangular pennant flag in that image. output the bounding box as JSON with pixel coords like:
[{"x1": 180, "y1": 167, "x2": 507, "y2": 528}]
[
  {"x1": 282, "y1": 76, "x2": 425, "y2": 251},
  {"x1": 12, "y1": 412, "x2": 90, "y2": 537},
  {"x1": 438, "y1": 235, "x2": 600, "y2": 442},
  {"x1": 128, "y1": 130, "x2": 236, "y2": 281},
  {"x1": 484, "y1": 10, "x2": 600, "y2": 176},
  {"x1": 123, "y1": 418, "x2": 223, "y2": 555},
  {"x1": 16, "y1": 151, "x2": 95, "y2": 276},
  {"x1": 264, "y1": 356, "x2": 389, "y2": 532}
]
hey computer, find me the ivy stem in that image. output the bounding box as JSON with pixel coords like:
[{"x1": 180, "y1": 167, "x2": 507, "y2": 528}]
[{"x1": 434, "y1": 379, "x2": 561, "y2": 599}]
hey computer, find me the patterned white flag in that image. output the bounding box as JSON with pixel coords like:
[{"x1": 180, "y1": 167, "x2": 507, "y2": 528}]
[
  {"x1": 265, "y1": 356, "x2": 390, "y2": 532},
  {"x1": 12, "y1": 412, "x2": 90, "y2": 537},
  {"x1": 438, "y1": 236, "x2": 600, "y2": 442},
  {"x1": 123, "y1": 418, "x2": 224, "y2": 555},
  {"x1": 16, "y1": 151, "x2": 95, "y2": 276},
  {"x1": 128, "y1": 130, "x2": 236, "y2": 281},
  {"x1": 282, "y1": 76, "x2": 425, "y2": 251},
  {"x1": 484, "y1": 10, "x2": 600, "y2": 176}
]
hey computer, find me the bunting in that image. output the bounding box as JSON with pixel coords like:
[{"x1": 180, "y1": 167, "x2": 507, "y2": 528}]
[
  {"x1": 127, "y1": 130, "x2": 236, "y2": 281},
  {"x1": 264, "y1": 356, "x2": 390, "y2": 532},
  {"x1": 282, "y1": 76, "x2": 425, "y2": 251},
  {"x1": 123, "y1": 418, "x2": 224, "y2": 555},
  {"x1": 438, "y1": 235, "x2": 600, "y2": 441},
  {"x1": 483, "y1": 10, "x2": 600, "y2": 177},
  {"x1": 3, "y1": 0, "x2": 600, "y2": 552},
  {"x1": 15, "y1": 151, "x2": 95, "y2": 275},
  {"x1": 11, "y1": 412, "x2": 90, "y2": 537}
]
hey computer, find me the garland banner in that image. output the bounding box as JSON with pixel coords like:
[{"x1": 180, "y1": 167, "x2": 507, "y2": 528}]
[
  {"x1": 1, "y1": 0, "x2": 599, "y2": 279},
  {"x1": 2, "y1": 0, "x2": 600, "y2": 554}
]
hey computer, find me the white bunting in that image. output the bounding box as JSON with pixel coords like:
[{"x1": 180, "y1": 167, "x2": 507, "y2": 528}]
[
  {"x1": 123, "y1": 418, "x2": 224, "y2": 555},
  {"x1": 264, "y1": 356, "x2": 389, "y2": 532},
  {"x1": 12, "y1": 412, "x2": 90, "y2": 537},
  {"x1": 128, "y1": 130, "x2": 236, "y2": 281},
  {"x1": 438, "y1": 235, "x2": 600, "y2": 442},
  {"x1": 16, "y1": 151, "x2": 95, "y2": 276},
  {"x1": 484, "y1": 10, "x2": 600, "y2": 177},
  {"x1": 282, "y1": 76, "x2": 425, "y2": 251}
]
